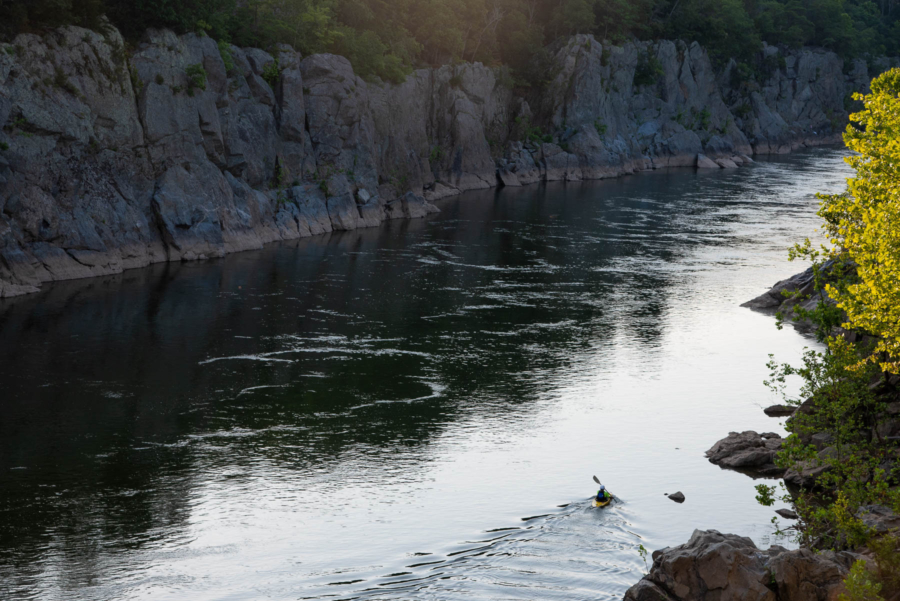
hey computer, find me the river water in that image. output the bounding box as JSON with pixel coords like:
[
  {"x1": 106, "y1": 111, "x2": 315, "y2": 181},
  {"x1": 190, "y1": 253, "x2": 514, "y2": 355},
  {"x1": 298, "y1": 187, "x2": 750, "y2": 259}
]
[{"x1": 0, "y1": 149, "x2": 850, "y2": 601}]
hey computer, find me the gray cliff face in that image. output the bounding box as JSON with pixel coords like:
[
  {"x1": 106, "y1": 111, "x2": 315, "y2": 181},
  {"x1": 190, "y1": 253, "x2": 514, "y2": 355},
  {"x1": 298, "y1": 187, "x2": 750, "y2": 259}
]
[
  {"x1": 0, "y1": 27, "x2": 894, "y2": 297},
  {"x1": 724, "y1": 44, "x2": 876, "y2": 154},
  {"x1": 530, "y1": 37, "x2": 751, "y2": 178}
]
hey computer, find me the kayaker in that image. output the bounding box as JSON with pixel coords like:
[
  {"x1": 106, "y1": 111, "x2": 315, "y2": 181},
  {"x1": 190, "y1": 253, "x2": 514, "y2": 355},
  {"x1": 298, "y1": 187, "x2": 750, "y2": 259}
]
[{"x1": 596, "y1": 485, "x2": 611, "y2": 503}]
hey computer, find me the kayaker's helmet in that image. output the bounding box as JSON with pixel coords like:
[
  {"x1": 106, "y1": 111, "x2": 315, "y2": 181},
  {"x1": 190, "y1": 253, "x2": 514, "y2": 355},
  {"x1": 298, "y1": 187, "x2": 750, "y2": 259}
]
[{"x1": 598, "y1": 485, "x2": 605, "y2": 491}]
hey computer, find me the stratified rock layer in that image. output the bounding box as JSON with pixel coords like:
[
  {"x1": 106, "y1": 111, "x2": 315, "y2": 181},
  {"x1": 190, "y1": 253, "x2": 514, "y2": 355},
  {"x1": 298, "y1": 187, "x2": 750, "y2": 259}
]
[{"x1": 1, "y1": 27, "x2": 895, "y2": 297}]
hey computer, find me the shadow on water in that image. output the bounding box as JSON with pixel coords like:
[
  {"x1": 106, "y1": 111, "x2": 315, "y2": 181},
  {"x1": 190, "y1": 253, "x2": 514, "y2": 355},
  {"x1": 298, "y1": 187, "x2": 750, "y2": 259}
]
[{"x1": 0, "y1": 149, "x2": 848, "y2": 600}]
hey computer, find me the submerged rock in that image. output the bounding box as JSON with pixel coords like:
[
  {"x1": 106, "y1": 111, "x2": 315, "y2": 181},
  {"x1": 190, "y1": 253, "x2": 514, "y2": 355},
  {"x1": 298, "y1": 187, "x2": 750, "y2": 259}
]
[
  {"x1": 623, "y1": 529, "x2": 854, "y2": 601},
  {"x1": 775, "y1": 508, "x2": 799, "y2": 520},
  {"x1": 715, "y1": 158, "x2": 739, "y2": 168},
  {"x1": 384, "y1": 192, "x2": 439, "y2": 220},
  {"x1": 764, "y1": 404, "x2": 795, "y2": 417},
  {"x1": 706, "y1": 431, "x2": 785, "y2": 476}
]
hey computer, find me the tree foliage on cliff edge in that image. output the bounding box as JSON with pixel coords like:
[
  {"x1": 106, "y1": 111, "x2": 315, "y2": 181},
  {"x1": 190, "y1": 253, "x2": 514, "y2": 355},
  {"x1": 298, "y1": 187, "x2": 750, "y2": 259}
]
[
  {"x1": 757, "y1": 68, "x2": 900, "y2": 598},
  {"x1": 1, "y1": 0, "x2": 899, "y2": 82},
  {"x1": 820, "y1": 68, "x2": 900, "y2": 375}
]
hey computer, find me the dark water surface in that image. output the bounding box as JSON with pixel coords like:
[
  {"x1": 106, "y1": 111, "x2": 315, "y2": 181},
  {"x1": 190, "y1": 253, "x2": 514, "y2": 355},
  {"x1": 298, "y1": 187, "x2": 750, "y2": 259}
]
[{"x1": 1, "y1": 150, "x2": 849, "y2": 600}]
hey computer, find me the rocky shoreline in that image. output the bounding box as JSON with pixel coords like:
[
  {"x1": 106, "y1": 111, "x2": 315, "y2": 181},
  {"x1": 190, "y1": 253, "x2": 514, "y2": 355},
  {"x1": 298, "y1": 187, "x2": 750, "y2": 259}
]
[
  {"x1": 623, "y1": 274, "x2": 900, "y2": 601},
  {"x1": 624, "y1": 529, "x2": 857, "y2": 601},
  {"x1": 2, "y1": 24, "x2": 897, "y2": 298}
]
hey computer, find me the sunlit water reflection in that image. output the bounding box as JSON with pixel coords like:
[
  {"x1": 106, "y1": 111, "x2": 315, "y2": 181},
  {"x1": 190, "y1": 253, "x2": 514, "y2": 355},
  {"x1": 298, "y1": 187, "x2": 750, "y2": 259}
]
[{"x1": 0, "y1": 149, "x2": 849, "y2": 600}]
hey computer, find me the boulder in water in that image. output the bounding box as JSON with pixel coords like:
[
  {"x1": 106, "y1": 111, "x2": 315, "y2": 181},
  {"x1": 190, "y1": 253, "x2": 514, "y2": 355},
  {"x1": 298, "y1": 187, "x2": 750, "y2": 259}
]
[
  {"x1": 623, "y1": 529, "x2": 854, "y2": 601},
  {"x1": 764, "y1": 404, "x2": 795, "y2": 417},
  {"x1": 696, "y1": 154, "x2": 720, "y2": 169},
  {"x1": 706, "y1": 431, "x2": 785, "y2": 476},
  {"x1": 498, "y1": 167, "x2": 522, "y2": 187}
]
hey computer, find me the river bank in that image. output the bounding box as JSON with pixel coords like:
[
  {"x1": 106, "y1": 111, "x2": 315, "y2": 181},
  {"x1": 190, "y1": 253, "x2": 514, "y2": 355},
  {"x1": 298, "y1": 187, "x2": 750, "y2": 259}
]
[
  {"x1": 623, "y1": 269, "x2": 900, "y2": 600},
  {"x1": 2, "y1": 23, "x2": 896, "y2": 298}
]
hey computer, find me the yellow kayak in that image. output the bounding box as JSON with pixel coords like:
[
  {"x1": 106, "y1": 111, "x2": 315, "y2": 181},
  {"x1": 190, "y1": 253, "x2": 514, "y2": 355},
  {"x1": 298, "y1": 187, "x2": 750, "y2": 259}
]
[{"x1": 592, "y1": 497, "x2": 611, "y2": 508}]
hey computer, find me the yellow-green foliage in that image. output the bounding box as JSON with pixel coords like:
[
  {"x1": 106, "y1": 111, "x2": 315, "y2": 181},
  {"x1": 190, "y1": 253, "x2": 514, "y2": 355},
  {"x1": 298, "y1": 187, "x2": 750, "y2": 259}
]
[
  {"x1": 820, "y1": 68, "x2": 900, "y2": 374},
  {"x1": 839, "y1": 560, "x2": 885, "y2": 601},
  {"x1": 869, "y1": 535, "x2": 900, "y2": 593}
]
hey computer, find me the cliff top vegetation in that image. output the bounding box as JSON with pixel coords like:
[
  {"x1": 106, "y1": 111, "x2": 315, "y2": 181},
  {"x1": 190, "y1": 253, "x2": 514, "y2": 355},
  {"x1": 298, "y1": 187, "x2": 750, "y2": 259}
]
[{"x1": 0, "y1": 0, "x2": 898, "y2": 83}]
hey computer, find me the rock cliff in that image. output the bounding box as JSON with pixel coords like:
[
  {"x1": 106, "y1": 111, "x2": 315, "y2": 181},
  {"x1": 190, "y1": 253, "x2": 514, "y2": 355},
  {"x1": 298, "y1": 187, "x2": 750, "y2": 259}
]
[{"x1": 0, "y1": 26, "x2": 894, "y2": 297}]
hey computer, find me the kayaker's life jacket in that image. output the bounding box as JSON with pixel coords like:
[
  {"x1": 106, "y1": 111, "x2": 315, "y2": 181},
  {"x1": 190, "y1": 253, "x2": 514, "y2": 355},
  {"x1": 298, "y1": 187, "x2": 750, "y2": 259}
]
[{"x1": 596, "y1": 489, "x2": 609, "y2": 501}]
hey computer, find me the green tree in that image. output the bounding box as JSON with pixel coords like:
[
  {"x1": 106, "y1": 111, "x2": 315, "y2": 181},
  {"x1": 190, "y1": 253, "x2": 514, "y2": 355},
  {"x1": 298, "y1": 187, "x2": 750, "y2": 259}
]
[
  {"x1": 2, "y1": 0, "x2": 898, "y2": 90},
  {"x1": 820, "y1": 69, "x2": 900, "y2": 374},
  {"x1": 0, "y1": 0, "x2": 105, "y2": 37},
  {"x1": 661, "y1": 0, "x2": 760, "y2": 64},
  {"x1": 838, "y1": 560, "x2": 884, "y2": 601},
  {"x1": 549, "y1": 0, "x2": 597, "y2": 38},
  {"x1": 593, "y1": 0, "x2": 654, "y2": 41},
  {"x1": 104, "y1": 0, "x2": 239, "y2": 40},
  {"x1": 756, "y1": 69, "x2": 900, "y2": 556}
]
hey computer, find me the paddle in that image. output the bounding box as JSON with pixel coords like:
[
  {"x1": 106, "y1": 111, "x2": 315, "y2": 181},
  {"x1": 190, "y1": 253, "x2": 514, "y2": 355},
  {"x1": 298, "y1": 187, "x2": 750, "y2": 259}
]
[{"x1": 593, "y1": 475, "x2": 621, "y2": 504}]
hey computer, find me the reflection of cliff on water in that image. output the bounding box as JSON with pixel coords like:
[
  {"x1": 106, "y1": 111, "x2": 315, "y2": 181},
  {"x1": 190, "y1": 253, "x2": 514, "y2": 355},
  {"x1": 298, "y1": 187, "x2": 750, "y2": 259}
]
[{"x1": 0, "y1": 156, "x2": 825, "y2": 592}]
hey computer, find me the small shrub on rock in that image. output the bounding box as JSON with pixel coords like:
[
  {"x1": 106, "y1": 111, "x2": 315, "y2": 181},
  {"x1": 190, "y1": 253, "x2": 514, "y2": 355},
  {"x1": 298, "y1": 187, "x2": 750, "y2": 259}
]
[
  {"x1": 633, "y1": 51, "x2": 663, "y2": 87},
  {"x1": 53, "y1": 66, "x2": 79, "y2": 96},
  {"x1": 217, "y1": 40, "x2": 234, "y2": 73},
  {"x1": 698, "y1": 108, "x2": 712, "y2": 130},
  {"x1": 734, "y1": 102, "x2": 752, "y2": 119},
  {"x1": 185, "y1": 63, "x2": 207, "y2": 95},
  {"x1": 129, "y1": 64, "x2": 142, "y2": 93},
  {"x1": 869, "y1": 535, "x2": 900, "y2": 592},
  {"x1": 839, "y1": 560, "x2": 884, "y2": 601},
  {"x1": 262, "y1": 60, "x2": 280, "y2": 88}
]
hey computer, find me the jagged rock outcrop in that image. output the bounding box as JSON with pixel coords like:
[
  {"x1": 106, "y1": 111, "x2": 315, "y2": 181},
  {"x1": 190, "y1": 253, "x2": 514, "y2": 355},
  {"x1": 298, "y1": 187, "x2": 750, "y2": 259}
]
[
  {"x1": 783, "y1": 452, "x2": 834, "y2": 488},
  {"x1": 740, "y1": 260, "x2": 851, "y2": 333},
  {"x1": 742, "y1": 263, "x2": 823, "y2": 313},
  {"x1": 0, "y1": 27, "x2": 160, "y2": 298},
  {"x1": 706, "y1": 431, "x2": 785, "y2": 476},
  {"x1": 1, "y1": 25, "x2": 894, "y2": 298},
  {"x1": 0, "y1": 27, "x2": 442, "y2": 297},
  {"x1": 859, "y1": 505, "x2": 900, "y2": 536},
  {"x1": 624, "y1": 529, "x2": 855, "y2": 601},
  {"x1": 530, "y1": 37, "x2": 753, "y2": 179},
  {"x1": 722, "y1": 45, "x2": 857, "y2": 153}
]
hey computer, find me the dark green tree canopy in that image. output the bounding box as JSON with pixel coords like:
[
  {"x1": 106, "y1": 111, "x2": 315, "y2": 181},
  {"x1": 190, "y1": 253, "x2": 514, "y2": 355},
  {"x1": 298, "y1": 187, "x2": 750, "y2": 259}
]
[{"x1": 1, "y1": 0, "x2": 898, "y2": 82}]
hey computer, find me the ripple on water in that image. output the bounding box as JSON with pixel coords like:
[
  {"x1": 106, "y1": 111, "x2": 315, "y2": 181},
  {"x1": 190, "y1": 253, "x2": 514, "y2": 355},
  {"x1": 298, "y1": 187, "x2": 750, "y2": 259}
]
[{"x1": 0, "y1": 149, "x2": 844, "y2": 601}]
